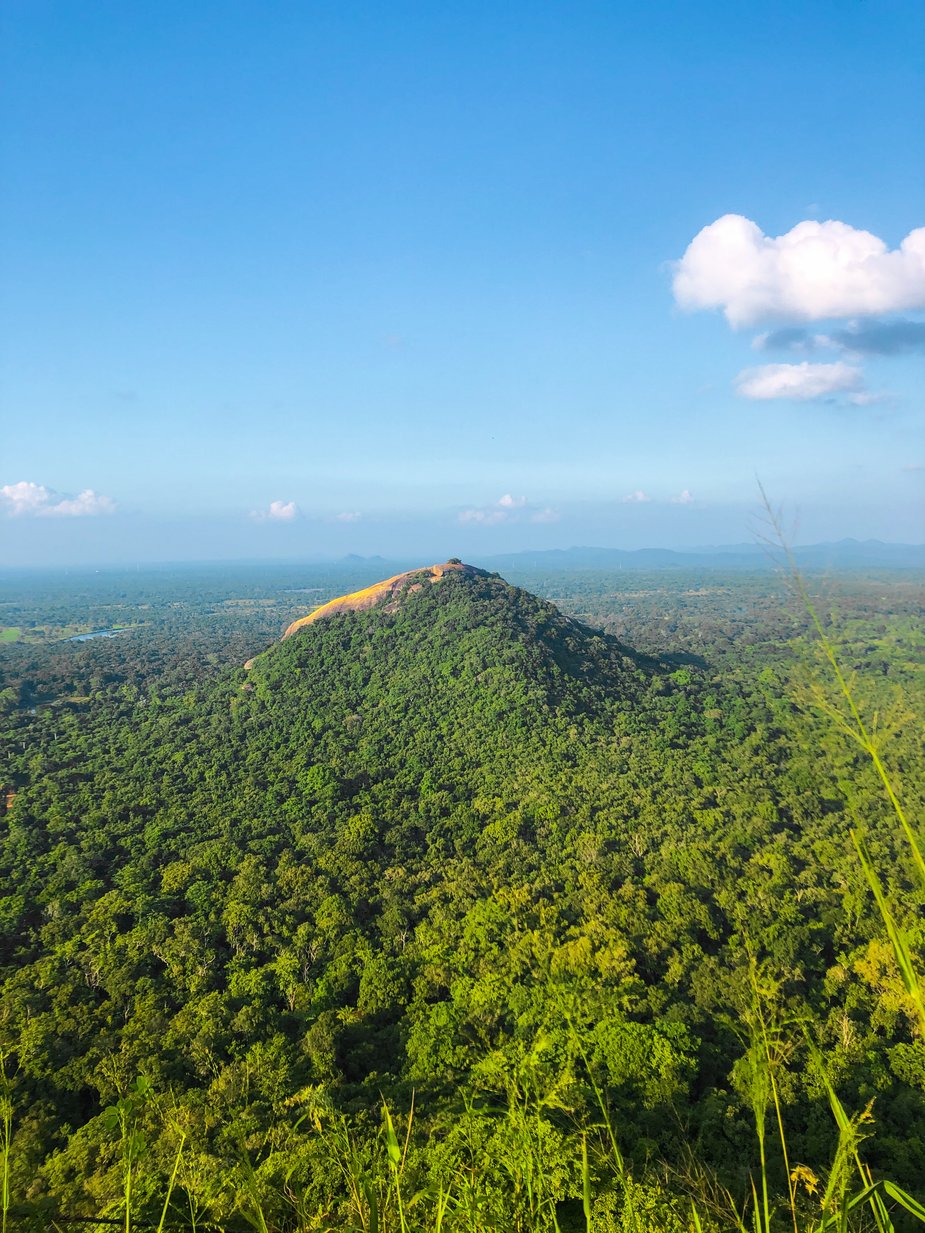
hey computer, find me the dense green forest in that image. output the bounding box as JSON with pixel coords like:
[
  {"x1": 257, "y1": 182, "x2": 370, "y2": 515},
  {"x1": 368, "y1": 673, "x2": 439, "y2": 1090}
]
[{"x1": 0, "y1": 562, "x2": 922, "y2": 1231}]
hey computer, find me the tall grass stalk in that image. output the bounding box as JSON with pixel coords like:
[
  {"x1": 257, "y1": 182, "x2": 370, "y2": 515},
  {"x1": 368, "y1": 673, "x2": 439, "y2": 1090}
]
[
  {"x1": 850, "y1": 829, "x2": 925, "y2": 1029},
  {"x1": 560, "y1": 1004, "x2": 656, "y2": 1232},
  {"x1": 236, "y1": 1149, "x2": 271, "y2": 1233},
  {"x1": 382, "y1": 1100, "x2": 409, "y2": 1233},
  {"x1": 154, "y1": 1132, "x2": 185, "y2": 1233},
  {"x1": 581, "y1": 1134, "x2": 591, "y2": 1233},
  {"x1": 741, "y1": 964, "x2": 798, "y2": 1233},
  {"x1": 101, "y1": 1076, "x2": 152, "y2": 1233},
  {"x1": 803, "y1": 1033, "x2": 890, "y2": 1233}
]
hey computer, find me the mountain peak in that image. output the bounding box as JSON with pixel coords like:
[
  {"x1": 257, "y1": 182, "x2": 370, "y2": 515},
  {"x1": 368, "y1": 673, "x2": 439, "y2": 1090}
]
[
  {"x1": 281, "y1": 560, "x2": 489, "y2": 640},
  {"x1": 244, "y1": 559, "x2": 653, "y2": 727}
]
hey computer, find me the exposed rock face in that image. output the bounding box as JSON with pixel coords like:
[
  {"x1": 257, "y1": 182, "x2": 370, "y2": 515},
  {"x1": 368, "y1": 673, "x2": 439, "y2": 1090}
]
[
  {"x1": 281, "y1": 561, "x2": 488, "y2": 640},
  {"x1": 242, "y1": 562, "x2": 489, "y2": 669}
]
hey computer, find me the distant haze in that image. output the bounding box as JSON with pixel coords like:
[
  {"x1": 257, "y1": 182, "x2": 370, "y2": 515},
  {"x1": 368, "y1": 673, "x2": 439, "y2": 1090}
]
[{"x1": 1, "y1": 503, "x2": 924, "y2": 570}]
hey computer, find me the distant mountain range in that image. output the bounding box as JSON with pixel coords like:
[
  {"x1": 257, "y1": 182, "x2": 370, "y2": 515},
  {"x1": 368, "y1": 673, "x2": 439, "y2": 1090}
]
[
  {"x1": 473, "y1": 539, "x2": 925, "y2": 572},
  {"x1": 9, "y1": 542, "x2": 919, "y2": 581}
]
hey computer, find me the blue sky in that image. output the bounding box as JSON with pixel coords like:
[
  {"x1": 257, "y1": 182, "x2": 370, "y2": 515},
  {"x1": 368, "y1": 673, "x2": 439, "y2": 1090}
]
[{"x1": 1, "y1": 0, "x2": 923, "y2": 564}]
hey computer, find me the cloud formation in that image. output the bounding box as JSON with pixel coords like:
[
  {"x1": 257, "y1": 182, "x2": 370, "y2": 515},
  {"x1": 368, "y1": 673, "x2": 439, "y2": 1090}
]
[
  {"x1": 671, "y1": 489, "x2": 695, "y2": 505},
  {"x1": 735, "y1": 361, "x2": 863, "y2": 401},
  {"x1": 458, "y1": 506, "x2": 508, "y2": 526},
  {"x1": 333, "y1": 511, "x2": 362, "y2": 523},
  {"x1": 1, "y1": 481, "x2": 49, "y2": 516},
  {"x1": 51, "y1": 491, "x2": 117, "y2": 517},
  {"x1": 621, "y1": 490, "x2": 651, "y2": 503},
  {"x1": 251, "y1": 499, "x2": 299, "y2": 522},
  {"x1": 458, "y1": 494, "x2": 554, "y2": 526},
  {"x1": 673, "y1": 215, "x2": 925, "y2": 327},
  {"x1": 1, "y1": 480, "x2": 116, "y2": 518}
]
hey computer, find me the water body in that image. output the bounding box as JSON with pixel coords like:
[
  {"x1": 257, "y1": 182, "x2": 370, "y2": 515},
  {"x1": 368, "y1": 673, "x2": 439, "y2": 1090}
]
[{"x1": 67, "y1": 628, "x2": 123, "y2": 642}]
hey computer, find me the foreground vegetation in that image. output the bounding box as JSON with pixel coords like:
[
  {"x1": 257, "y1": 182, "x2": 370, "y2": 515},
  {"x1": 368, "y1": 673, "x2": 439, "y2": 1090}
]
[{"x1": 0, "y1": 563, "x2": 922, "y2": 1230}]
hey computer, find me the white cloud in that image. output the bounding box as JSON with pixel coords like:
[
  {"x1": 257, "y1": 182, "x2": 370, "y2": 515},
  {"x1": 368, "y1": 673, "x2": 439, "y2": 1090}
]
[
  {"x1": 46, "y1": 489, "x2": 116, "y2": 517},
  {"x1": 673, "y1": 214, "x2": 925, "y2": 327},
  {"x1": 671, "y1": 489, "x2": 695, "y2": 505},
  {"x1": 1, "y1": 480, "x2": 116, "y2": 518},
  {"x1": 735, "y1": 361, "x2": 863, "y2": 401},
  {"x1": 270, "y1": 500, "x2": 298, "y2": 520},
  {"x1": 333, "y1": 511, "x2": 361, "y2": 523},
  {"x1": 252, "y1": 499, "x2": 299, "y2": 522},
  {"x1": 621, "y1": 490, "x2": 651, "y2": 503},
  {"x1": 845, "y1": 391, "x2": 892, "y2": 407},
  {"x1": 457, "y1": 493, "x2": 532, "y2": 526},
  {"x1": 458, "y1": 507, "x2": 509, "y2": 526},
  {"x1": 530, "y1": 506, "x2": 560, "y2": 523},
  {"x1": 1, "y1": 481, "x2": 52, "y2": 516}
]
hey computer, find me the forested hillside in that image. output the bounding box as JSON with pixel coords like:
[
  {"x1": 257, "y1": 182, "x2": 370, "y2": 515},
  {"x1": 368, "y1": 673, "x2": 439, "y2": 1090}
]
[{"x1": 0, "y1": 563, "x2": 922, "y2": 1231}]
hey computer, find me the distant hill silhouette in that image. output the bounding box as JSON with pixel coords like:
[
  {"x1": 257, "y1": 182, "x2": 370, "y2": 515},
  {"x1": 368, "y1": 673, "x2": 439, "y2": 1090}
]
[{"x1": 478, "y1": 539, "x2": 925, "y2": 572}]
